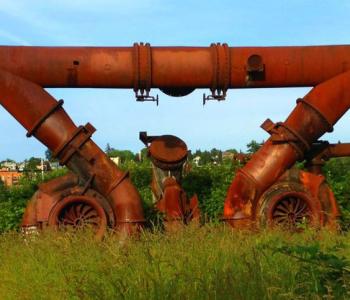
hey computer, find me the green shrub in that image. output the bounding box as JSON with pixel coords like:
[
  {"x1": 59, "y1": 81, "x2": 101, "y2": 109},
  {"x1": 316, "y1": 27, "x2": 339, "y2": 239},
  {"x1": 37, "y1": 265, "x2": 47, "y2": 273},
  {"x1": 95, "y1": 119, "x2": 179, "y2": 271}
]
[
  {"x1": 0, "y1": 169, "x2": 68, "y2": 232},
  {"x1": 1, "y1": 156, "x2": 350, "y2": 232},
  {"x1": 183, "y1": 162, "x2": 240, "y2": 222},
  {"x1": 324, "y1": 157, "x2": 350, "y2": 229}
]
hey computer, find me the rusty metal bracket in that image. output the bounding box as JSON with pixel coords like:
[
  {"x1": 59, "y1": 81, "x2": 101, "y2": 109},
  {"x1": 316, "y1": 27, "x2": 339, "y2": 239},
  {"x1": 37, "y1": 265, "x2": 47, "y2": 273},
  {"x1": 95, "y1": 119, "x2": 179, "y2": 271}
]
[
  {"x1": 135, "y1": 91, "x2": 159, "y2": 105},
  {"x1": 53, "y1": 123, "x2": 96, "y2": 165},
  {"x1": 26, "y1": 99, "x2": 64, "y2": 137},
  {"x1": 203, "y1": 43, "x2": 231, "y2": 105},
  {"x1": 203, "y1": 91, "x2": 226, "y2": 105},
  {"x1": 133, "y1": 42, "x2": 158, "y2": 105},
  {"x1": 261, "y1": 118, "x2": 311, "y2": 158}
]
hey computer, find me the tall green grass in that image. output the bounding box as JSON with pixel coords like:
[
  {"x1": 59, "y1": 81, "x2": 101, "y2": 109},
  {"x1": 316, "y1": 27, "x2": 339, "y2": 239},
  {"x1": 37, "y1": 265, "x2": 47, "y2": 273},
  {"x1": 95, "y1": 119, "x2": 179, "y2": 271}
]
[{"x1": 0, "y1": 226, "x2": 349, "y2": 299}]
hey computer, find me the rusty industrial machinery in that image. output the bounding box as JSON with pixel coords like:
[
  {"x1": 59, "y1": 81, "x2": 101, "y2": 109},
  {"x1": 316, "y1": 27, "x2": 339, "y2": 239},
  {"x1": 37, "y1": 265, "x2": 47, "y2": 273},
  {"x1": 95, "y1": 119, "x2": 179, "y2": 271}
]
[
  {"x1": 224, "y1": 142, "x2": 350, "y2": 230},
  {"x1": 224, "y1": 142, "x2": 347, "y2": 230},
  {"x1": 0, "y1": 43, "x2": 349, "y2": 235},
  {"x1": 140, "y1": 132, "x2": 200, "y2": 231},
  {"x1": 22, "y1": 173, "x2": 113, "y2": 239}
]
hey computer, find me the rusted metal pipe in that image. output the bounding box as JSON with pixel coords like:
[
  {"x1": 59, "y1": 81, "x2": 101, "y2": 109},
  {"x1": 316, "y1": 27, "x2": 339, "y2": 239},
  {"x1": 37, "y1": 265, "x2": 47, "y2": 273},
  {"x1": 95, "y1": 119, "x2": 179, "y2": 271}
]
[
  {"x1": 0, "y1": 68, "x2": 145, "y2": 235},
  {"x1": 223, "y1": 70, "x2": 350, "y2": 227},
  {"x1": 0, "y1": 45, "x2": 350, "y2": 92},
  {"x1": 308, "y1": 142, "x2": 350, "y2": 160},
  {"x1": 305, "y1": 142, "x2": 350, "y2": 174}
]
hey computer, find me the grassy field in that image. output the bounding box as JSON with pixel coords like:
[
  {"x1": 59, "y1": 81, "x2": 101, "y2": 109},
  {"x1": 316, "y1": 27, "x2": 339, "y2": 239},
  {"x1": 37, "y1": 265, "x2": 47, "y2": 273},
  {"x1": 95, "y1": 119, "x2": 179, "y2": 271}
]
[{"x1": 0, "y1": 226, "x2": 349, "y2": 299}]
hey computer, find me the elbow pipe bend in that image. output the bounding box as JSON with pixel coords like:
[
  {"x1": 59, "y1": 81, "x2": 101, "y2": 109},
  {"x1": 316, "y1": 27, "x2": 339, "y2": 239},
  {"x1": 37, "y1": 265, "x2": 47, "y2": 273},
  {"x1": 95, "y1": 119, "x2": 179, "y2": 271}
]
[
  {"x1": 0, "y1": 68, "x2": 145, "y2": 235},
  {"x1": 223, "y1": 70, "x2": 350, "y2": 227}
]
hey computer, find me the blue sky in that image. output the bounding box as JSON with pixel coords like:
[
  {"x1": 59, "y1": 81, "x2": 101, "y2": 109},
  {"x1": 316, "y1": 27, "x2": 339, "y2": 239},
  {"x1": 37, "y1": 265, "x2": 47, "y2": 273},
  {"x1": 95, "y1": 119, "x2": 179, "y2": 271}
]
[{"x1": 0, "y1": 0, "x2": 350, "y2": 161}]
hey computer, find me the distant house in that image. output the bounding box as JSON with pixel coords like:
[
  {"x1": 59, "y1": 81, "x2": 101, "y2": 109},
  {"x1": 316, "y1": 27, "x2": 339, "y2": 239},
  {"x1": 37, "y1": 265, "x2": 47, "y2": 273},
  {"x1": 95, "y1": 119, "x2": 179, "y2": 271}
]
[
  {"x1": 1, "y1": 161, "x2": 17, "y2": 171},
  {"x1": 0, "y1": 171, "x2": 23, "y2": 186},
  {"x1": 211, "y1": 154, "x2": 219, "y2": 165},
  {"x1": 110, "y1": 156, "x2": 121, "y2": 166},
  {"x1": 222, "y1": 151, "x2": 235, "y2": 161},
  {"x1": 233, "y1": 153, "x2": 251, "y2": 163},
  {"x1": 193, "y1": 156, "x2": 201, "y2": 166},
  {"x1": 49, "y1": 161, "x2": 61, "y2": 170},
  {"x1": 17, "y1": 162, "x2": 26, "y2": 172},
  {"x1": 36, "y1": 160, "x2": 51, "y2": 171}
]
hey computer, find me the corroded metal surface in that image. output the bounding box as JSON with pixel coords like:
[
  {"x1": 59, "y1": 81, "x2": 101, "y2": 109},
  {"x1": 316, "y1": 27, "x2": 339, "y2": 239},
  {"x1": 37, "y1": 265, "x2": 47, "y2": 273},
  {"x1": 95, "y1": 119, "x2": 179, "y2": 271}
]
[
  {"x1": 149, "y1": 135, "x2": 188, "y2": 167},
  {"x1": 48, "y1": 195, "x2": 108, "y2": 240},
  {"x1": 141, "y1": 132, "x2": 199, "y2": 230},
  {"x1": 256, "y1": 168, "x2": 339, "y2": 231},
  {"x1": 223, "y1": 70, "x2": 350, "y2": 228},
  {"x1": 0, "y1": 43, "x2": 349, "y2": 234},
  {"x1": 305, "y1": 142, "x2": 350, "y2": 174},
  {"x1": 0, "y1": 69, "x2": 145, "y2": 237},
  {"x1": 1, "y1": 45, "x2": 350, "y2": 91},
  {"x1": 21, "y1": 173, "x2": 115, "y2": 239}
]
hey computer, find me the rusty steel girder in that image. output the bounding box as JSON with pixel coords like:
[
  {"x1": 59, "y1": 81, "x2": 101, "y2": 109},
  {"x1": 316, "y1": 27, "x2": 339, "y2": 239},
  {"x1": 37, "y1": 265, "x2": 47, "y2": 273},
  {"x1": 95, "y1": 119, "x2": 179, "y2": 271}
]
[{"x1": 140, "y1": 132, "x2": 200, "y2": 230}]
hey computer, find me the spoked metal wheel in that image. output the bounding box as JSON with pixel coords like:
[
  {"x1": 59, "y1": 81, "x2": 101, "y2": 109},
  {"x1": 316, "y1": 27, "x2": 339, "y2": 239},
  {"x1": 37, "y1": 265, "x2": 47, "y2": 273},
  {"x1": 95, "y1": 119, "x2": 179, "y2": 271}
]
[
  {"x1": 270, "y1": 193, "x2": 311, "y2": 228},
  {"x1": 59, "y1": 202, "x2": 100, "y2": 228},
  {"x1": 258, "y1": 187, "x2": 321, "y2": 230},
  {"x1": 48, "y1": 195, "x2": 107, "y2": 239}
]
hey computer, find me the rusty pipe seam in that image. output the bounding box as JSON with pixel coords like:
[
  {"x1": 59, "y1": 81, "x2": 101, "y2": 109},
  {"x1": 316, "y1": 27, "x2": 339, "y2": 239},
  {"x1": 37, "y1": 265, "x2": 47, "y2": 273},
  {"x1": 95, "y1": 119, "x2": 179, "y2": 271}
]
[
  {"x1": 0, "y1": 68, "x2": 145, "y2": 233},
  {"x1": 223, "y1": 70, "x2": 350, "y2": 223},
  {"x1": 1, "y1": 45, "x2": 350, "y2": 90}
]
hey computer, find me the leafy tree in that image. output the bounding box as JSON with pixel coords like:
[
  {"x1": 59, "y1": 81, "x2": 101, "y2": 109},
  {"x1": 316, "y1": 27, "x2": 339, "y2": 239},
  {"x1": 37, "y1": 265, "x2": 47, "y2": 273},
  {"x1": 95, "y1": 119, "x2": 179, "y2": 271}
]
[
  {"x1": 105, "y1": 143, "x2": 115, "y2": 154},
  {"x1": 225, "y1": 149, "x2": 238, "y2": 154},
  {"x1": 24, "y1": 157, "x2": 41, "y2": 172},
  {"x1": 192, "y1": 150, "x2": 211, "y2": 165},
  {"x1": 210, "y1": 148, "x2": 222, "y2": 163},
  {"x1": 137, "y1": 148, "x2": 149, "y2": 162},
  {"x1": 247, "y1": 140, "x2": 262, "y2": 154},
  {"x1": 2, "y1": 159, "x2": 15, "y2": 163},
  {"x1": 44, "y1": 149, "x2": 58, "y2": 162},
  {"x1": 45, "y1": 149, "x2": 52, "y2": 161},
  {"x1": 105, "y1": 144, "x2": 136, "y2": 163},
  {"x1": 107, "y1": 149, "x2": 135, "y2": 163},
  {"x1": 323, "y1": 157, "x2": 350, "y2": 229},
  {"x1": 0, "y1": 180, "x2": 7, "y2": 202}
]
